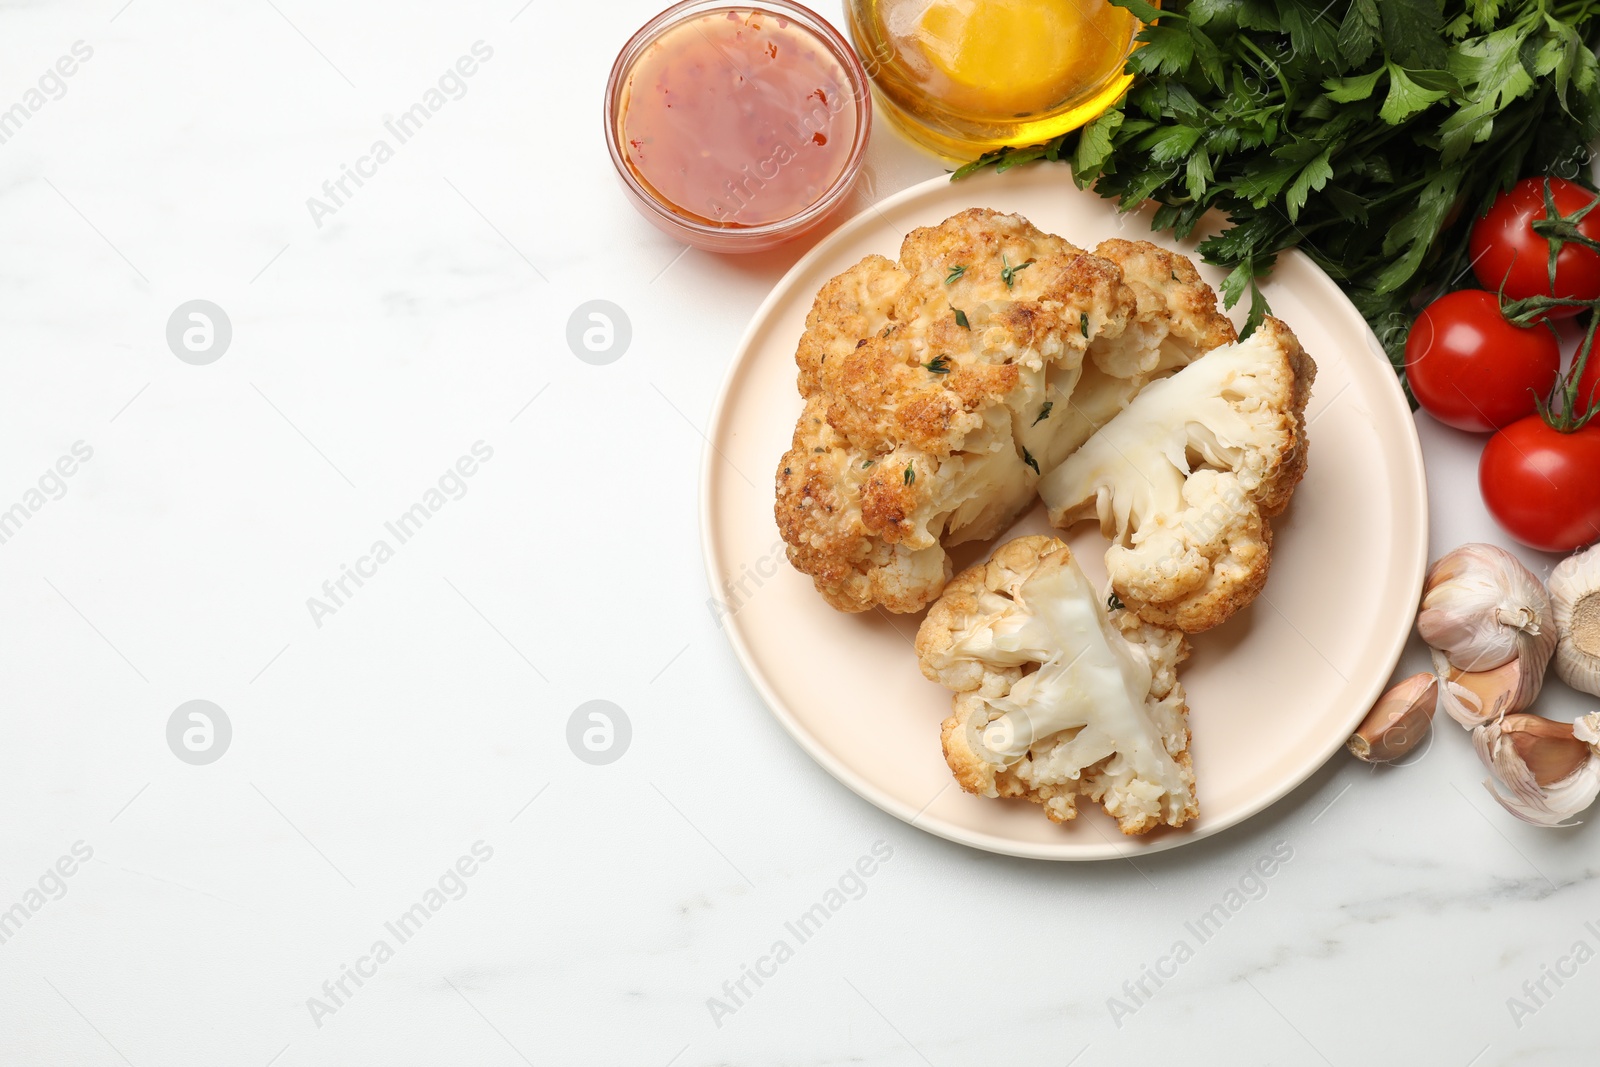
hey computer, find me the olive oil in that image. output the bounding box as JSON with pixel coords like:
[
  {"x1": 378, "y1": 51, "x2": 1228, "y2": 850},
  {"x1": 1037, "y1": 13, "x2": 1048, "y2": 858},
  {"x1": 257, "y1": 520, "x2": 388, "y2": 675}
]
[{"x1": 846, "y1": 0, "x2": 1144, "y2": 159}]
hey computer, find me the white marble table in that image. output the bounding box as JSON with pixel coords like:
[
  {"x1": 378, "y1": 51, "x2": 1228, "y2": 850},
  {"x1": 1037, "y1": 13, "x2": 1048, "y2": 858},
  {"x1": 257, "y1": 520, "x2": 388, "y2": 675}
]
[{"x1": 1, "y1": 2, "x2": 1594, "y2": 1064}]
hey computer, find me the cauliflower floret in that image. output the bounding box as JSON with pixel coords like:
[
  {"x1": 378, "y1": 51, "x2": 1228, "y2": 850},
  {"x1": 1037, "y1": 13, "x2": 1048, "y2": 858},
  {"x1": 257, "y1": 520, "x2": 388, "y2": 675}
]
[
  {"x1": 915, "y1": 535, "x2": 1197, "y2": 834},
  {"x1": 776, "y1": 208, "x2": 1234, "y2": 614},
  {"x1": 1088, "y1": 238, "x2": 1239, "y2": 379},
  {"x1": 1038, "y1": 317, "x2": 1316, "y2": 632},
  {"x1": 1021, "y1": 241, "x2": 1238, "y2": 471}
]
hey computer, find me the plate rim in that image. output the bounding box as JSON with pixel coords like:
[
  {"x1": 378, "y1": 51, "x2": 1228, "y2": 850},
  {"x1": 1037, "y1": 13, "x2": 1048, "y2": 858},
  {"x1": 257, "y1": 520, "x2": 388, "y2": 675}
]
[{"x1": 699, "y1": 165, "x2": 1429, "y2": 861}]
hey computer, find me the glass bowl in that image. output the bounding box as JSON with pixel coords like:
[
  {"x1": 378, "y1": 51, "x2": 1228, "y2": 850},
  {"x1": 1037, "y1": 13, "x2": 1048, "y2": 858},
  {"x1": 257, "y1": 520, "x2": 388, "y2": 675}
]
[
  {"x1": 605, "y1": 0, "x2": 873, "y2": 254},
  {"x1": 844, "y1": 0, "x2": 1144, "y2": 161}
]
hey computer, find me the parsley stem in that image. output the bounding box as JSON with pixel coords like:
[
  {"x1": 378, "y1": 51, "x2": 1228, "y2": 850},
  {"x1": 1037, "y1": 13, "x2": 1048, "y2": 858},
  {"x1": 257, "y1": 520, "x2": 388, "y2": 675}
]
[{"x1": 1238, "y1": 36, "x2": 1292, "y2": 111}]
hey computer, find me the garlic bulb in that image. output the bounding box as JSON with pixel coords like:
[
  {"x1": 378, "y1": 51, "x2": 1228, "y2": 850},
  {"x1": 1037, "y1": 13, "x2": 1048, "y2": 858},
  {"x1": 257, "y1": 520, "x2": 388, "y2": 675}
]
[
  {"x1": 1416, "y1": 545, "x2": 1556, "y2": 726},
  {"x1": 1418, "y1": 544, "x2": 1557, "y2": 672},
  {"x1": 1549, "y1": 543, "x2": 1600, "y2": 697},
  {"x1": 1472, "y1": 713, "x2": 1600, "y2": 827}
]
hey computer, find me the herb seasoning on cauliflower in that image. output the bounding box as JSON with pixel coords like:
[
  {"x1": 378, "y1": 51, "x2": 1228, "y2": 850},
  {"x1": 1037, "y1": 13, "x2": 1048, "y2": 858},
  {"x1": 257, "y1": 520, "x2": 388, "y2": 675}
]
[
  {"x1": 775, "y1": 208, "x2": 1235, "y2": 614},
  {"x1": 915, "y1": 535, "x2": 1198, "y2": 834},
  {"x1": 1038, "y1": 317, "x2": 1316, "y2": 633}
]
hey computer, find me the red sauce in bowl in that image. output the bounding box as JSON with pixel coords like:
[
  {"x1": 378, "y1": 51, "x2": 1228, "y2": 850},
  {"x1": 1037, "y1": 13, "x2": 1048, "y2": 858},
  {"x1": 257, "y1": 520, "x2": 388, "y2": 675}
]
[{"x1": 607, "y1": 2, "x2": 870, "y2": 250}]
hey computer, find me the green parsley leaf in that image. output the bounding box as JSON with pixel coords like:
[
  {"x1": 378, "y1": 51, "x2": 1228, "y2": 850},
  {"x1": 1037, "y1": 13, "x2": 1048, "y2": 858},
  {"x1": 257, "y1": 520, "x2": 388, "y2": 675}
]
[
  {"x1": 1324, "y1": 67, "x2": 1385, "y2": 103},
  {"x1": 1381, "y1": 0, "x2": 1450, "y2": 70},
  {"x1": 1074, "y1": 109, "x2": 1124, "y2": 183},
  {"x1": 1000, "y1": 254, "x2": 1034, "y2": 288},
  {"x1": 1239, "y1": 274, "x2": 1270, "y2": 340},
  {"x1": 1379, "y1": 64, "x2": 1452, "y2": 124},
  {"x1": 1033, "y1": 401, "x2": 1053, "y2": 425},
  {"x1": 1337, "y1": 0, "x2": 1381, "y2": 65},
  {"x1": 1184, "y1": 146, "x2": 1213, "y2": 200},
  {"x1": 1108, "y1": 593, "x2": 1126, "y2": 612},
  {"x1": 1133, "y1": 25, "x2": 1198, "y2": 78},
  {"x1": 1115, "y1": 0, "x2": 1162, "y2": 21},
  {"x1": 1286, "y1": 149, "x2": 1334, "y2": 221},
  {"x1": 1022, "y1": 448, "x2": 1040, "y2": 475},
  {"x1": 952, "y1": 306, "x2": 970, "y2": 329},
  {"x1": 1438, "y1": 27, "x2": 1537, "y2": 162}
]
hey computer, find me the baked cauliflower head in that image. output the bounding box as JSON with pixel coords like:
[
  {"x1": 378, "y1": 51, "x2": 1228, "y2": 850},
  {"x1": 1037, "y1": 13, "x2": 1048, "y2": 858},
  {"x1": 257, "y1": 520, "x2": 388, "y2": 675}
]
[
  {"x1": 915, "y1": 535, "x2": 1197, "y2": 834},
  {"x1": 1038, "y1": 317, "x2": 1316, "y2": 633},
  {"x1": 776, "y1": 209, "x2": 1234, "y2": 614}
]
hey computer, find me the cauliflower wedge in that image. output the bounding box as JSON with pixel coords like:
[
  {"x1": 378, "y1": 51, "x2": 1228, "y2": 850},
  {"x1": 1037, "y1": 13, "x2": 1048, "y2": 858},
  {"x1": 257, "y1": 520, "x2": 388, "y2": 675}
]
[
  {"x1": 915, "y1": 535, "x2": 1197, "y2": 834},
  {"x1": 1038, "y1": 317, "x2": 1315, "y2": 633},
  {"x1": 776, "y1": 208, "x2": 1234, "y2": 614}
]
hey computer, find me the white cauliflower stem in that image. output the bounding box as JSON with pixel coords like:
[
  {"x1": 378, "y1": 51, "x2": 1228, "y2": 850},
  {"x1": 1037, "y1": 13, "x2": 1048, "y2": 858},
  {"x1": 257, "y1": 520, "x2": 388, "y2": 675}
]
[
  {"x1": 1037, "y1": 317, "x2": 1315, "y2": 632},
  {"x1": 915, "y1": 535, "x2": 1197, "y2": 834}
]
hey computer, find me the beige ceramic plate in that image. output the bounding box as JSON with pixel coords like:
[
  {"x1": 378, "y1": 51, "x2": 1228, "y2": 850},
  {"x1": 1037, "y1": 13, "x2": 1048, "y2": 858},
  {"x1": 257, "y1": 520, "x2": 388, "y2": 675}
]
[{"x1": 701, "y1": 165, "x2": 1428, "y2": 860}]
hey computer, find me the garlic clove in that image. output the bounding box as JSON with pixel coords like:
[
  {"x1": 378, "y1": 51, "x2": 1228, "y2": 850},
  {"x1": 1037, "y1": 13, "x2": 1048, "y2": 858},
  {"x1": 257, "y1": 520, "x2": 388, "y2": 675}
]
[
  {"x1": 1416, "y1": 544, "x2": 1556, "y2": 680},
  {"x1": 1499, "y1": 714, "x2": 1592, "y2": 784},
  {"x1": 1432, "y1": 650, "x2": 1536, "y2": 727},
  {"x1": 1348, "y1": 673, "x2": 1437, "y2": 762},
  {"x1": 1473, "y1": 713, "x2": 1600, "y2": 827},
  {"x1": 1549, "y1": 543, "x2": 1600, "y2": 698}
]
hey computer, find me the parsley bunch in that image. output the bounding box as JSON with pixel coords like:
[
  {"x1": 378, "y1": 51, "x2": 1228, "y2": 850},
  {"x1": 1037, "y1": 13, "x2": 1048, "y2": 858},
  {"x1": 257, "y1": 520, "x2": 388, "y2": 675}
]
[{"x1": 954, "y1": 0, "x2": 1600, "y2": 374}]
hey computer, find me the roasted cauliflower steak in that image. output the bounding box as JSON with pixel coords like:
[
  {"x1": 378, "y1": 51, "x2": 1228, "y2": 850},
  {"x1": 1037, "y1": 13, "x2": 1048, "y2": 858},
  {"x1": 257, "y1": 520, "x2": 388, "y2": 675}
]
[
  {"x1": 1038, "y1": 317, "x2": 1316, "y2": 632},
  {"x1": 775, "y1": 208, "x2": 1234, "y2": 614},
  {"x1": 915, "y1": 535, "x2": 1198, "y2": 834}
]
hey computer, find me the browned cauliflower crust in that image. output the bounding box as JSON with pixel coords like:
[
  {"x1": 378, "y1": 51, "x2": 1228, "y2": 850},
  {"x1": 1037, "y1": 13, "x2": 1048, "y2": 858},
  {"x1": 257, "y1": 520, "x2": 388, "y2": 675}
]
[
  {"x1": 1087, "y1": 238, "x2": 1240, "y2": 380},
  {"x1": 915, "y1": 535, "x2": 1198, "y2": 835},
  {"x1": 1039, "y1": 317, "x2": 1316, "y2": 633},
  {"x1": 776, "y1": 209, "x2": 1235, "y2": 614}
]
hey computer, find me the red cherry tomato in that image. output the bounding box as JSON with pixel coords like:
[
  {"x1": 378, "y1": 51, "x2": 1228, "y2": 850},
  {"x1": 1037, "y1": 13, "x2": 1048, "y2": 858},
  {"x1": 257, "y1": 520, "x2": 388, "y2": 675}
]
[
  {"x1": 1480, "y1": 417, "x2": 1600, "y2": 552},
  {"x1": 1404, "y1": 290, "x2": 1560, "y2": 432},
  {"x1": 1577, "y1": 351, "x2": 1600, "y2": 418},
  {"x1": 1470, "y1": 177, "x2": 1600, "y2": 318}
]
